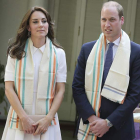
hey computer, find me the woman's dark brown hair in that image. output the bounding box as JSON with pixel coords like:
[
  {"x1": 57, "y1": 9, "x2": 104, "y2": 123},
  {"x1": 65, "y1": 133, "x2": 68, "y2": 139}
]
[{"x1": 7, "y1": 6, "x2": 61, "y2": 60}]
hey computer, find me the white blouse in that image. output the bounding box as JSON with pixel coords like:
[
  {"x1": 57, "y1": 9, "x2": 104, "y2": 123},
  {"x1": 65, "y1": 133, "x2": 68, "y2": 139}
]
[
  {"x1": 5, "y1": 45, "x2": 67, "y2": 83},
  {"x1": 5, "y1": 45, "x2": 67, "y2": 114}
]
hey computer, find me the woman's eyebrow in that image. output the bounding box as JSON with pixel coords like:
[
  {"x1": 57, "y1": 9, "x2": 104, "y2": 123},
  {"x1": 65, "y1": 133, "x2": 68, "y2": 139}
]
[{"x1": 32, "y1": 18, "x2": 47, "y2": 20}]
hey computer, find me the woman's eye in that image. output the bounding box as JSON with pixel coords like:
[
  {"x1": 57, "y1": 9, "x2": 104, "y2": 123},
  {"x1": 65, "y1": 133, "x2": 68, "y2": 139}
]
[
  {"x1": 33, "y1": 21, "x2": 38, "y2": 24},
  {"x1": 42, "y1": 20, "x2": 47, "y2": 23}
]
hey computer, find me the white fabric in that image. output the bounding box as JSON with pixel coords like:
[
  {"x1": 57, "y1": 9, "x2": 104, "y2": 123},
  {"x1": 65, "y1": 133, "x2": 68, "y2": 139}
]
[
  {"x1": 4, "y1": 44, "x2": 66, "y2": 140},
  {"x1": 133, "y1": 113, "x2": 140, "y2": 123},
  {"x1": 5, "y1": 46, "x2": 67, "y2": 83},
  {"x1": 31, "y1": 44, "x2": 66, "y2": 114},
  {"x1": 5, "y1": 114, "x2": 61, "y2": 140},
  {"x1": 101, "y1": 31, "x2": 130, "y2": 103},
  {"x1": 32, "y1": 45, "x2": 44, "y2": 115}
]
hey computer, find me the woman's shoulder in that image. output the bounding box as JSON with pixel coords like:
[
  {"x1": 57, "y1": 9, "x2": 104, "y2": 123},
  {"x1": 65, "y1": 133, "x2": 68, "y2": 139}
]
[
  {"x1": 7, "y1": 55, "x2": 16, "y2": 62},
  {"x1": 55, "y1": 47, "x2": 65, "y2": 57}
]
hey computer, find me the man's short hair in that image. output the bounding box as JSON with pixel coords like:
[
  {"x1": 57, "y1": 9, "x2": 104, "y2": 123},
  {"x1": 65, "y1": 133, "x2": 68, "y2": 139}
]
[{"x1": 101, "y1": 1, "x2": 124, "y2": 19}]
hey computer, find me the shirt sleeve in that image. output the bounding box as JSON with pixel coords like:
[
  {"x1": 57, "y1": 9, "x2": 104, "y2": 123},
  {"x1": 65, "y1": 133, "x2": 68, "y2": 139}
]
[
  {"x1": 56, "y1": 48, "x2": 67, "y2": 83},
  {"x1": 4, "y1": 55, "x2": 15, "y2": 81}
]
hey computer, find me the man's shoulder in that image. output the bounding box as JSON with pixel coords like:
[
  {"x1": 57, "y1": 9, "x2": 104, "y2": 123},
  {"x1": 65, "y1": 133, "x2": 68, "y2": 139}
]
[
  {"x1": 131, "y1": 41, "x2": 140, "y2": 48},
  {"x1": 130, "y1": 41, "x2": 140, "y2": 62},
  {"x1": 81, "y1": 40, "x2": 97, "y2": 53},
  {"x1": 82, "y1": 40, "x2": 96, "y2": 48},
  {"x1": 130, "y1": 41, "x2": 140, "y2": 54}
]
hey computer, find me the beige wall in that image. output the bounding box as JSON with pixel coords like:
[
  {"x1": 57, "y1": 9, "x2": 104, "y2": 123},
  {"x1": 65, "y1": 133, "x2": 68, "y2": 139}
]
[
  {"x1": 0, "y1": 0, "x2": 28, "y2": 65},
  {"x1": 0, "y1": 0, "x2": 49, "y2": 65}
]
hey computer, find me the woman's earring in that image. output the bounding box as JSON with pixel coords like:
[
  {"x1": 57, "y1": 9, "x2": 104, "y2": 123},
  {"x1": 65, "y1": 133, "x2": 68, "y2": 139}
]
[{"x1": 28, "y1": 31, "x2": 31, "y2": 37}]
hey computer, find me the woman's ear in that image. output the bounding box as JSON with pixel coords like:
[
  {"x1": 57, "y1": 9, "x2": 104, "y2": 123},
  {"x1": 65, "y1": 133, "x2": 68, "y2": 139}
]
[{"x1": 27, "y1": 25, "x2": 31, "y2": 31}]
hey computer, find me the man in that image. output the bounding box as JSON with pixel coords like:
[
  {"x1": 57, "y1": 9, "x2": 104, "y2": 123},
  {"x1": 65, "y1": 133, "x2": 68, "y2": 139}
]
[{"x1": 72, "y1": 1, "x2": 140, "y2": 140}]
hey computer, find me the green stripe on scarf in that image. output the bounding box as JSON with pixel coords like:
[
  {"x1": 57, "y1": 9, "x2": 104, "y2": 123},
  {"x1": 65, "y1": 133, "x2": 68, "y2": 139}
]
[
  {"x1": 14, "y1": 60, "x2": 18, "y2": 94},
  {"x1": 46, "y1": 41, "x2": 52, "y2": 114},
  {"x1": 53, "y1": 48, "x2": 58, "y2": 90},
  {"x1": 96, "y1": 39, "x2": 105, "y2": 111},
  {"x1": 10, "y1": 111, "x2": 15, "y2": 128},
  {"x1": 94, "y1": 37, "x2": 101, "y2": 112},
  {"x1": 22, "y1": 39, "x2": 28, "y2": 109},
  {"x1": 82, "y1": 124, "x2": 90, "y2": 140}
]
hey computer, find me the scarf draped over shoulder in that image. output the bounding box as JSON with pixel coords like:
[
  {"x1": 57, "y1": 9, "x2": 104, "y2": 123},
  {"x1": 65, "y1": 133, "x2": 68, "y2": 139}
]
[
  {"x1": 78, "y1": 30, "x2": 130, "y2": 140},
  {"x1": 9, "y1": 37, "x2": 58, "y2": 130}
]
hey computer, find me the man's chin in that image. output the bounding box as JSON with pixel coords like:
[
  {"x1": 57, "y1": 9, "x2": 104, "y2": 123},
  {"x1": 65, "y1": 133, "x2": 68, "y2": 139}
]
[{"x1": 104, "y1": 34, "x2": 113, "y2": 39}]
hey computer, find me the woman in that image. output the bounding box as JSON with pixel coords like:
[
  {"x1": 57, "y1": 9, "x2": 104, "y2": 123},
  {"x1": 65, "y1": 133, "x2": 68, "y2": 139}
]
[{"x1": 2, "y1": 6, "x2": 66, "y2": 140}]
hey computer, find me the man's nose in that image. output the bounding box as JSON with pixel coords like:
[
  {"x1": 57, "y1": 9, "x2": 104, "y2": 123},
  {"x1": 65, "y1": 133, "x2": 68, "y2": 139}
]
[{"x1": 105, "y1": 21, "x2": 110, "y2": 27}]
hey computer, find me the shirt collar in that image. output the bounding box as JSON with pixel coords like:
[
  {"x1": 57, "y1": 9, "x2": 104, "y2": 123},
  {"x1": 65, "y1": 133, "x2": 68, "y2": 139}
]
[
  {"x1": 33, "y1": 44, "x2": 46, "y2": 54},
  {"x1": 106, "y1": 37, "x2": 120, "y2": 46}
]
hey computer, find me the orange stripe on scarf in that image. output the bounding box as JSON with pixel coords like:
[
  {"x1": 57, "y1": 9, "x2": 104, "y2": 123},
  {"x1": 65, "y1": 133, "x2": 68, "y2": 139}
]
[
  {"x1": 104, "y1": 35, "x2": 107, "y2": 50},
  {"x1": 93, "y1": 42, "x2": 102, "y2": 111},
  {"x1": 16, "y1": 116, "x2": 19, "y2": 128},
  {"x1": 97, "y1": 38, "x2": 106, "y2": 117},
  {"x1": 9, "y1": 108, "x2": 13, "y2": 126},
  {"x1": 84, "y1": 127, "x2": 95, "y2": 140},
  {"x1": 96, "y1": 36, "x2": 106, "y2": 117},
  {"x1": 17, "y1": 59, "x2": 22, "y2": 128}
]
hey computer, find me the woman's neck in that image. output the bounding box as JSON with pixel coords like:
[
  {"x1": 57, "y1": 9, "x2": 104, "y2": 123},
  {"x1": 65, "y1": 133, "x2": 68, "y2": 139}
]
[{"x1": 31, "y1": 36, "x2": 46, "y2": 48}]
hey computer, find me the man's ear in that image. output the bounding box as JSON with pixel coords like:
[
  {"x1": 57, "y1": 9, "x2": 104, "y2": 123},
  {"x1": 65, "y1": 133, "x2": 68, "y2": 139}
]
[{"x1": 121, "y1": 16, "x2": 124, "y2": 25}]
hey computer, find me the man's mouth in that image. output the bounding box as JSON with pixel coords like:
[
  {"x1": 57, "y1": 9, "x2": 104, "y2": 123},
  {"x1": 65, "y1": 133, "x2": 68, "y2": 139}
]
[{"x1": 105, "y1": 29, "x2": 112, "y2": 31}]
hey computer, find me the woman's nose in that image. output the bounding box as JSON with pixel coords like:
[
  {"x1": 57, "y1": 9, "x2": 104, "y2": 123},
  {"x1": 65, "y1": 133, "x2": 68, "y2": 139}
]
[{"x1": 39, "y1": 21, "x2": 43, "y2": 26}]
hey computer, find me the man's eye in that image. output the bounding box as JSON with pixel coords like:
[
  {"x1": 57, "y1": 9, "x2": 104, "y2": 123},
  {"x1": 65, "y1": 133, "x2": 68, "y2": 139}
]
[
  {"x1": 110, "y1": 19, "x2": 115, "y2": 21},
  {"x1": 102, "y1": 19, "x2": 106, "y2": 21}
]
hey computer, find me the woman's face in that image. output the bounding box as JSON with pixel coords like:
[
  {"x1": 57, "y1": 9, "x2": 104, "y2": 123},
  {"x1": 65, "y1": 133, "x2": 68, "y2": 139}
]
[{"x1": 28, "y1": 11, "x2": 49, "y2": 39}]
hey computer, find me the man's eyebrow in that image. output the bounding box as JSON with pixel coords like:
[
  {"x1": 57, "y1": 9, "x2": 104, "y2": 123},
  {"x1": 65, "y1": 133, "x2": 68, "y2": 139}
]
[
  {"x1": 101, "y1": 17, "x2": 106, "y2": 20},
  {"x1": 110, "y1": 17, "x2": 115, "y2": 18}
]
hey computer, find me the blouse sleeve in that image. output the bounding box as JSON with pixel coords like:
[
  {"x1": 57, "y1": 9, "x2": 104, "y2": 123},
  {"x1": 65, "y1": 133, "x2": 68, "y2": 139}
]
[
  {"x1": 56, "y1": 48, "x2": 67, "y2": 83},
  {"x1": 4, "y1": 55, "x2": 15, "y2": 81}
]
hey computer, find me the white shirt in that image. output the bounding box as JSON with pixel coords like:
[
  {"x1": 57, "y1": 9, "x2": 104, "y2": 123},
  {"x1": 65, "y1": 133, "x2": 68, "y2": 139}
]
[{"x1": 105, "y1": 37, "x2": 120, "y2": 59}]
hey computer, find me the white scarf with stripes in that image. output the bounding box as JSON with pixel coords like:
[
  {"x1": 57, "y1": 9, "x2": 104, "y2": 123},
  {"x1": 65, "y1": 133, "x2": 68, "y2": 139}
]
[
  {"x1": 78, "y1": 30, "x2": 130, "y2": 140},
  {"x1": 8, "y1": 37, "x2": 58, "y2": 130}
]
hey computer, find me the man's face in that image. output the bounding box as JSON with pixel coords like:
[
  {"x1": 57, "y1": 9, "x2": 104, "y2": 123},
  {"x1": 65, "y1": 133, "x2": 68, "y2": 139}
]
[{"x1": 101, "y1": 6, "x2": 124, "y2": 42}]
